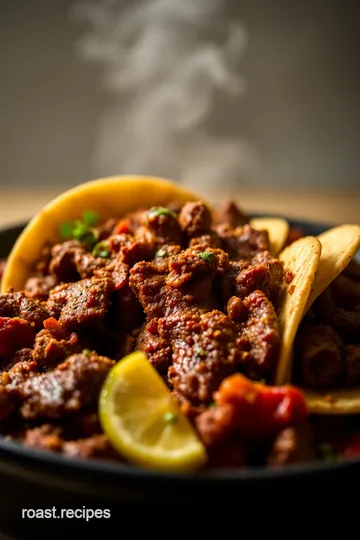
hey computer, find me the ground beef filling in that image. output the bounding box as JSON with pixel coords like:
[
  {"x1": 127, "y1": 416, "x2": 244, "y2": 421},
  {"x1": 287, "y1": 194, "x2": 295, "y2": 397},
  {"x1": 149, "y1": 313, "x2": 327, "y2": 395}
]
[{"x1": 1, "y1": 200, "x2": 326, "y2": 468}]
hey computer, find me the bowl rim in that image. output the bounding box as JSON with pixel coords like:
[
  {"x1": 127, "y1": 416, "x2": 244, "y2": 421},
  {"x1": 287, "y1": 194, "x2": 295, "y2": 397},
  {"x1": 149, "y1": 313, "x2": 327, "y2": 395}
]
[{"x1": 0, "y1": 215, "x2": 359, "y2": 482}]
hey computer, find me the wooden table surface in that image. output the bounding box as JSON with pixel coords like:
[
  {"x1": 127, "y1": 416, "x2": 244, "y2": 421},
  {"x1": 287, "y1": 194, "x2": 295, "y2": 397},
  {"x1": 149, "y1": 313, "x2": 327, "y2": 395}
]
[{"x1": 0, "y1": 186, "x2": 359, "y2": 228}]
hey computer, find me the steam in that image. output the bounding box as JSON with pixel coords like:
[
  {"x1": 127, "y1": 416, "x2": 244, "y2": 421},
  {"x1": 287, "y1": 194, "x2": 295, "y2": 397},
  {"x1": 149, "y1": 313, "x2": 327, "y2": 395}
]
[{"x1": 70, "y1": 0, "x2": 257, "y2": 193}]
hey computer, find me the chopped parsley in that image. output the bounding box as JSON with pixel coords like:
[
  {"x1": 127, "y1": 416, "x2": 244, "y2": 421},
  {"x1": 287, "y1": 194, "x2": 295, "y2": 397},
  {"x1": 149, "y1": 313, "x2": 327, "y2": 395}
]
[
  {"x1": 163, "y1": 412, "x2": 178, "y2": 424},
  {"x1": 198, "y1": 251, "x2": 215, "y2": 263},
  {"x1": 155, "y1": 248, "x2": 167, "y2": 259},
  {"x1": 82, "y1": 349, "x2": 92, "y2": 358},
  {"x1": 59, "y1": 211, "x2": 99, "y2": 246},
  {"x1": 147, "y1": 207, "x2": 177, "y2": 222},
  {"x1": 92, "y1": 241, "x2": 111, "y2": 259}
]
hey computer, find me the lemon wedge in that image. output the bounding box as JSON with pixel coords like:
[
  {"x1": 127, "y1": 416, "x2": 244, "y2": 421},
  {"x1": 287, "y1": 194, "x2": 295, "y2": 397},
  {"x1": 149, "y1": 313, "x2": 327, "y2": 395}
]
[{"x1": 99, "y1": 351, "x2": 208, "y2": 473}]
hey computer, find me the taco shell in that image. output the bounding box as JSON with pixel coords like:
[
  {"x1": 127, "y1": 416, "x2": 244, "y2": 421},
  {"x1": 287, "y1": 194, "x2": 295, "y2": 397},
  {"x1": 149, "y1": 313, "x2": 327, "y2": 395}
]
[
  {"x1": 274, "y1": 236, "x2": 322, "y2": 386},
  {"x1": 1, "y1": 175, "x2": 207, "y2": 293},
  {"x1": 250, "y1": 217, "x2": 289, "y2": 256},
  {"x1": 304, "y1": 387, "x2": 360, "y2": 414}
]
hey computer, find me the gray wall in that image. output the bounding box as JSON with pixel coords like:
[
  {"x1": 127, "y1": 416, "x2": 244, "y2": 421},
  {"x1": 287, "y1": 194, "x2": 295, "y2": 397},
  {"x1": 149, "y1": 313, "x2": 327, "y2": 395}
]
[{"x1": 0, "y1": 0, "x2": 359, "y2": 191}]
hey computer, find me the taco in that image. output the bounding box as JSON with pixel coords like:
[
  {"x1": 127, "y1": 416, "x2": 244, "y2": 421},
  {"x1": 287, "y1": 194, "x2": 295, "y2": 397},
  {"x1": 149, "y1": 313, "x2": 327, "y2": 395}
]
[
  {"x1": 286, "y1": 225, "x2": 360, "y2": 414},
  {"x1": 0, "y1": 175, "x2": 326, "y2": 470}
]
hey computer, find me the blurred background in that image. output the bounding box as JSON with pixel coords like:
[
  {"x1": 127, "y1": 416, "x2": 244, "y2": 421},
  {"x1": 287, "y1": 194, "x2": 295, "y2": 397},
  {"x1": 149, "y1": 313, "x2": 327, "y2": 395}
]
[{"x1": 0, "y1": 0, "x2": 359, "y2": 225}]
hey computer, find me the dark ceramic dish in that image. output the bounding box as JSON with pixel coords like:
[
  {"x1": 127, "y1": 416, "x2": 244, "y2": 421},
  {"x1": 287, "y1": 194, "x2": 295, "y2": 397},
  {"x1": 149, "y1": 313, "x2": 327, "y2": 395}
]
[{"x1": 0, "y1": 218, "x2": 359, "y2": 538}]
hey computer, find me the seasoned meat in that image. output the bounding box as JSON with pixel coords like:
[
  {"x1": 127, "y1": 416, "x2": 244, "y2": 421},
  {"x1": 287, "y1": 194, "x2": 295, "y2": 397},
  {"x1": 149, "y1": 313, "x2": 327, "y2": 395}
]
[
  {"x1": 217, "y1": 224, "x2": 269, "y2": 262},
  {"x1": 345, "y1": 345, "x2": 360, "y2": 386},
  {"x1": 331, "y1": 274, "x2": 360, "y2": 307},
  {"x1": 33, "y1": 328, "x2": 84, "y2": 369},
  {"x1": 25, "y1": 424, "x2": 64, "y2": 452},
  {"x1": 237, "y1": 290, "x2": 280, "y2": 379},
  {"x1": 49, "y1": 240, "x2": 83, "y2": 282},
  {"x1": 235, "y1": 252, "x2": 284, "y2": 301},
  {"x1": 0, "y1": 317, "x2": 36, "y2": 364},
  {"x1": 62, "y1": 434, "x2": 120, "y2": 460},
  {"x1": 165, "y1": 310, "x2": 242, "y2": 403},
  {"x1": 140, "y1": 206, "x2": 183, "y2": 246},
  {"x1": 136, "y1": 320, "x2": 172, "y2": 373},
  {"x1": 8, "y1": 352, "x2": 115, "y2": 420},
  {"x1": 189, "y1": 232, "x2": 222, "y2": 250},
  {"x1": 325, "y1": 308, "x2": 360, "y2": 334},
  {"x1": 46, "y1": 277, "x2": 114, "y2": 331},
  {"x1": 297, "y1": 325, "x2": 344, "y2": 389},
  {"x1": 213, "y1": 201, "x2": 249, "y2": 227},
  {"x1": 24, "y1": 275, "x2": 56, "y2": 301},
  {"x1": 267, "y1": 423, "x2": 316, "y2": 466},
  {"x1": 0, "y1": 292, "x2": 50, "y2": 330},
  {"x1": 179, "y1": 201, "x2": 212, "y2": 237}
]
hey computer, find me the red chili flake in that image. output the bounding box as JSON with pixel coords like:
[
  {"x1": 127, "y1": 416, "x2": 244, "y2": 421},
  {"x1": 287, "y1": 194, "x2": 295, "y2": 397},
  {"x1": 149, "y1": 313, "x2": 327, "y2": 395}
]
[
  {"x1": 288, "y1": 285, "x2": 295, "y2": 295},
  {"x1": 285, "y1": 271, "x2": 294, "y2": 284}
]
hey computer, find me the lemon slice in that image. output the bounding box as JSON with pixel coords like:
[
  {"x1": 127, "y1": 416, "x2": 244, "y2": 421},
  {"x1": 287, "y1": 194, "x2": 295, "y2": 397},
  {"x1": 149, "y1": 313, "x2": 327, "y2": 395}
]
[{"x1": 99, "y1": 351, "x2": 207, "y2": 473}]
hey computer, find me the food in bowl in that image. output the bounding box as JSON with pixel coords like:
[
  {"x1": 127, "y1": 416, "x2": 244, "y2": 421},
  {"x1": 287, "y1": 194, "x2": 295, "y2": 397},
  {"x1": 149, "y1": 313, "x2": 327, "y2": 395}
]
[{"x1": 0, "y1": 176, "x2": 360, "y2": 472}]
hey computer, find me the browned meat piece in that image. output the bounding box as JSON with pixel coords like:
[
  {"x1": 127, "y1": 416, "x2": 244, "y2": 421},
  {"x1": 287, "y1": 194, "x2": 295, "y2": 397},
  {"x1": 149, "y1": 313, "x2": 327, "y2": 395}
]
[
  {"x1": 73, "y1": 250, "x2": 110, "y2": 279},
  {"x1": 34, "y1": 245, "x2": 52, "y2": 276},
  {"x1": 94, "y1": 258, "x2": 128, "y2": 290},
  {"x1": 0, "y1": 317, "x2": 36, "y2": 364},
  {"x1": 164, "y1": 310, "x2": 241, "y2": 403},
  {"x1": 2, "y1": 358, "x2": 38, "y2": 387},
  {"x1": 24, "y1": 275, "x2": 56, "y2": 301},
  {"x1": 10, "y1": 352, "x2": 115, "y2": 420},
  {"x1": 136, "y1": 320, "x2": 172, "y2": 373},
  {"x1": 235, "y1": 252, "x2": 284, "y2": 301},
  {"x1": 167, "y1": 247, "x2": 229, "y2": 309},
  {"x1": 331, "y1": 274, "x2": 360, "y2": 308},
  {"x1": 297, "y1": 325, "x2": 344, "y2": 389},
  {"x1": 345, "y1": 345, "x2": 360, "y2": 385},
  {"x1": 217, "y1": 224, "x2": 270, "y2": 262},
  {"x1": 195, "y1": 402, "x2": 234, "y2": 447},
  {"x1": 46, "y1": 277, "x2": 114, "y2": 331},
  {"x1": 178, "y1": 201, "x2": 212, "y2": 237},
  {"x1": 49, "y1": 240, "x2": 83, "y2": 282},
  {"x1": 33, "y1": 328, "x2": 84, "y2": 368},
  {"x1": 62, "y1": 434, "x2": 120, "y2": 460},
  {"x1": 108, "y1": 282, "x2": 144, "y2": 334},
  {"x1": 266, "y1": 423, "x2": 316, "y2": 466},
  {"x1": 107, "y1": 234, "x2": 155, "y2": 266},
  {"x1": 25, "y1": 424, "x2": 64, "y2": 452},
  {"x1": 343, "y1": 259, "x2": 360, "y2": 281},
  {"x1": 285, "y1": 227, "x2": 305, "y2": 246},
  {"x1": 207, "y1": 441, "x2": 247, "y2": 468},
  {"x1": 218, "y1": 259, "x2": 250, "y2": 305},
  {"x1": 0, "y1": 386, "x2": 14, "y2": 420},
  {"x1": 96, "y1": 218, "x2": 118, "y2": 241},
  {"x1": 312, "y1": 288, "x2": 336, "y2": 318},
  {"x1": 10, "y1": 348, "x2": 33, "y2": 365},
  {"x1": 325, "y1": 309, "x2": 360, "y2": 334},
  {"x1": 227, "y1": 296, "x2": 244, "y2": 321},
  {"x1": 140, "y1": 206, "x2": 183, "y2": 246},
  {"x1": 0, "y1": 292, "x2": 50, "y2": 330},
  {"x1": 237, "y1": 290, "x2": 280, "y2": 379},
  {"x1": 189, "y1": 232, "x2": 222, "y2": 250},
  {"x1": 213, "y1": 200, "x2": 249, "y2": 227}
]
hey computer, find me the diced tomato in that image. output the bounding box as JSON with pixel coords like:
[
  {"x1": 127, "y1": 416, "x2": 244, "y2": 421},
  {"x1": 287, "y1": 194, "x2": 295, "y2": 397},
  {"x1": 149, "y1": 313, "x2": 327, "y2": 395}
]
[
  {"x1": 43, "y1": 317, "x2": 66, "y2": 339},
  {"x1": 0, "y1": 317, "x2": 36, "y2": 361},
  {"x1": 113, "y1": 219, "x2": 131, "y2": 235},
  {"x1": 343, "y1": 433, "x2": 360, "y2": 458},
  {"x1": 214, "y1": 374, "x2": 308, "y2": 441}
]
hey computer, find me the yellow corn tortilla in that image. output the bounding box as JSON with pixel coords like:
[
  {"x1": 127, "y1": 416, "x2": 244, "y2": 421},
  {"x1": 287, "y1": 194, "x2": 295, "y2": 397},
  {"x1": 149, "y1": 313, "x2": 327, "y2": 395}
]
[
  {"x1": 304, "y1": 224, "x2": 360, "y2": 314},
  {"x1": 1, "y1": 175, "x2": 208, "y2": 293},
  {"x1": 274, "y1": 236, "x2": 322, "y2": 386},
  {"x1": 304, "y1": 388, "x2": 360, "y2": 414},
  {"x1": 250, "y1": 217, "x2": 289, "y2": 256}
]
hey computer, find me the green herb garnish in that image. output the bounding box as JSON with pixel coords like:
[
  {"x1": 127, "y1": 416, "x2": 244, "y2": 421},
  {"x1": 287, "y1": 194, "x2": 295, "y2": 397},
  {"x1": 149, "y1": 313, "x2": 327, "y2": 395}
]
[
  {"x1": 92, "y1": 241, "x2": 111, "y2": 259},
  {"x1": 59, "y1": 211, "x2": 99, "y2": 246},
  {"x1": 163, "y1": 412, "x2": 178, "y2": 424},
  {"x1": 147, "y1": 207, "x2": 177, "y2": 221},
  {"x1": 198, "y1": 251, "x2": 215, "y2": 263},
  {"x1": 155, "y1": 248, "x2": 167, "y2": 259},
  {"x1": 82, "y1": 349, "x2": 92, "y2": 358},
  {"x1": 195, "y1": 346, "x2": 206, "y2": 357}
]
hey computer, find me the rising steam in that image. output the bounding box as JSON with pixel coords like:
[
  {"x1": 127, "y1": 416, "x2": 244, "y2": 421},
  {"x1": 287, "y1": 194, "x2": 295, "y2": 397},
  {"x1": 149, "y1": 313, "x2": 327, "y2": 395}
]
[{"x1": 70, "y1": 0, "x2": 257, "y2": 192}]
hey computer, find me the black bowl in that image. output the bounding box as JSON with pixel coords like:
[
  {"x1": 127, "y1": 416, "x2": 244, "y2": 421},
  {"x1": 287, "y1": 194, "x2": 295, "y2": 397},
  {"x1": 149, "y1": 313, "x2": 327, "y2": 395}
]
[{"x1": 0, "y1": 218, "x2": 359, "y2": 538}]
